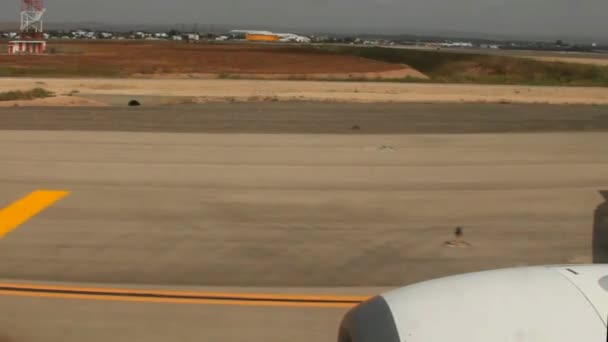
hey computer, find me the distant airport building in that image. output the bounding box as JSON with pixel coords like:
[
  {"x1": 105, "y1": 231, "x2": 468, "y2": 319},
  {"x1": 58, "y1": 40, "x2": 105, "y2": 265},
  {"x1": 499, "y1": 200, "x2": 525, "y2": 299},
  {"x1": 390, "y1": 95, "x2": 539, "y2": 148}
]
[
  {"x1": 275, "y1": 33, "x2": 311, "y2": 43},
  {"x1": 229, "y1": 30, "x2": 311, "y2": 43},
  {"x1": 181, "y1": 33, "x2": 200, "y2": 41},
  {"x1": 441, "y1": 41, "x2": 474, "y2": 48},
  {"x1": 246, "y1": 33, "x2": 281, "y2": 42}
]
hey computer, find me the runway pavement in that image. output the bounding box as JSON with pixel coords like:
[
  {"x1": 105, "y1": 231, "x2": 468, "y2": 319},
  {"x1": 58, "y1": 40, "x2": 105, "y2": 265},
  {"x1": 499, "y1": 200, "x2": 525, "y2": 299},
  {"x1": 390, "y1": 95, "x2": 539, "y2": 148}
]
[
  {"x1": 0, "y1": 279, "x2": 384, "y2": 342},
  {"x1": 1, "y1": 130, "x2": 607, "y2": 286},
  {"x1": 1, "y1": 102, "x2": 608, "y2": 133},
  {"x1": 0, "y1": 283, "x2": 352, "y2": 342},
  {"x1": 2, "y1": 103, "x2": 608, "y2": 342}
]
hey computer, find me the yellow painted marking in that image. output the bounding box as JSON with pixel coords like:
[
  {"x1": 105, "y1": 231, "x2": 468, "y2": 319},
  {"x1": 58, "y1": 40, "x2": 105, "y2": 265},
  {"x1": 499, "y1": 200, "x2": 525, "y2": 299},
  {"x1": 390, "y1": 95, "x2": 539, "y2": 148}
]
[
  {"x1": 0, "y1": 282, "x2": 371, "y2": 308},
  {"x1": 0, "y1": 290, "x2": 359, "y2": 308},
  {"x1": 0, "y1": 190, "x2": 70, "y2": 239},
  {"x1": 0, "y1": 282, "x2": 370, "y2": 302}
]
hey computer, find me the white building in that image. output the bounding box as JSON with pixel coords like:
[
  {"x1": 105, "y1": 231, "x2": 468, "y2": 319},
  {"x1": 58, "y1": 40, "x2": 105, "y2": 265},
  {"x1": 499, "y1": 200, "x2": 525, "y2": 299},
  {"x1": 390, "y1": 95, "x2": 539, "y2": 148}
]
[
  {"x1": 228, "y1": 30, "x2": 311, "y2": 43},
  {"x1": 441, "y1": 41, "x2": 474, "y2": 48},
  {"x1": 182, "y1": 33, "x2": 199, "y2": 41},
  {"x1": 276, "y1": 33, "x2": 311, "y2": 43}
]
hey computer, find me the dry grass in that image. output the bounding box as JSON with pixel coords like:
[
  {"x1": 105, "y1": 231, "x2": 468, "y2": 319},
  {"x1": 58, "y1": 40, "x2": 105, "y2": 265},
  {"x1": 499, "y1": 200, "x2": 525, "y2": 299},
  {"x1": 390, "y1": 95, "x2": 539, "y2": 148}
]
[
  {"x1": 0, "y1": 88, "x2": 54, "y2": 101},
  {"x1": 523, "y1": 56, "x2": 608, "y2": 66},
  {"x1": 323, "y1": 46, "x2": 608, "y2": 86},
  {"x1": 4, "y1": 41, "x2": 606, "y2": 86}
]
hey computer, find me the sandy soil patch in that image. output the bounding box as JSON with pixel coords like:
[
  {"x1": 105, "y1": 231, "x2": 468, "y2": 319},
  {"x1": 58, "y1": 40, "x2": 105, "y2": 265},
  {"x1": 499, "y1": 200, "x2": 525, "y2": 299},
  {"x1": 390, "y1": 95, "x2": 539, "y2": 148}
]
[
  {"x1": 0, "y1": 95, "x2": 108, "y2": 107},
  {"x1": 1, "y1": 78, "x2": 607, "y2": 105}
]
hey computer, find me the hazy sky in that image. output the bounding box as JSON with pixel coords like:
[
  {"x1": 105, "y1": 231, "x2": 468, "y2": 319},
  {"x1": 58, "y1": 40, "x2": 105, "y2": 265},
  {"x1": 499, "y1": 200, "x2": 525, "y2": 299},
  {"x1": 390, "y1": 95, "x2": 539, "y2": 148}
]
[{"x1": 1, "y1": 0, "x2": 607, "y2": 40}]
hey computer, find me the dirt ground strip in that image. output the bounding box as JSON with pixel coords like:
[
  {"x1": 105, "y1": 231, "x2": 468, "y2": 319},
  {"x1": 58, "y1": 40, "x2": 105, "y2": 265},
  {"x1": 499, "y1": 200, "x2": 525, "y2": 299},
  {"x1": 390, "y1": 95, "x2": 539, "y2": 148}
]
[
  {"x1": 0, "y1": 41, "x2": 426, "y2": 80},
  {"x1": 524, "y1": 56, "x2": 608, "y2": 66},
  {"x1": 2, "y1": 78, "x2": 608, "y2": 106}
]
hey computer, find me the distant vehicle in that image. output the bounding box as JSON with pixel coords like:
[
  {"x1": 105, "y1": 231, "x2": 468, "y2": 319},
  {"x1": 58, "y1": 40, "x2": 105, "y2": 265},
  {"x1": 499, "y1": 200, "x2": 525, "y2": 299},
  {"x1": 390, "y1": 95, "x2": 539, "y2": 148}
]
[{"x1": 339, "y1": 265, "x2": 608, "y2": 342}]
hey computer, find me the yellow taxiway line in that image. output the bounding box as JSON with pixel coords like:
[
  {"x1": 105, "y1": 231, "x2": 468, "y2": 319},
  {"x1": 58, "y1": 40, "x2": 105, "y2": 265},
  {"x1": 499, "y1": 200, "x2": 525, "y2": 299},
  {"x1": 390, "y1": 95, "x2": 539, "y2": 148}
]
[
  {"x1": 0, "y1": 190, "x2": 70, "y2": 239},
  {"x1": 0, "y1": 282, "x2": 370, "y2": 308},
  {"x1": 0, "y1": 191, "x2": 368, "y2": 308}
]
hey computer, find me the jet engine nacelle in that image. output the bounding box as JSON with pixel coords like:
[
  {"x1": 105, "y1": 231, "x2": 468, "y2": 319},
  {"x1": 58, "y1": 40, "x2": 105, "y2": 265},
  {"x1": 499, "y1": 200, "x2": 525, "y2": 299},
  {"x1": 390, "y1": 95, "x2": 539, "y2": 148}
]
[{"x1": 339, "y1": 265, "x2": 608, "y2": 342}]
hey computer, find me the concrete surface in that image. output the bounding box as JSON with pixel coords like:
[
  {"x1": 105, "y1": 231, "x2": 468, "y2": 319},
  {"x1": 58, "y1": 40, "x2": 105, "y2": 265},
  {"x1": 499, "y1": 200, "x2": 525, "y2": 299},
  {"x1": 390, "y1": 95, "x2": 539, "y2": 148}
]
[
  {"x1": 0, "y1": 294, "x2": 346, "y2": 342},
  {"x1": 2, "y1": 103, "x2": 608, "y2": 342},
  {"x1": 0, "y1": 130, "x2": 607, "y2": 287},
  {"x1": 1, "y1": 103, "x2": 608, "y2": 133}
]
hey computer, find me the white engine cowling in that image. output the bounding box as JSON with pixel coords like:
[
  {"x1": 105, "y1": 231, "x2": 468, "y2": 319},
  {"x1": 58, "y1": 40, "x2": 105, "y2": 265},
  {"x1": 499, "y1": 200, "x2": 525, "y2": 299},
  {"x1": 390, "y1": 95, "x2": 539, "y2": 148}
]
[{"x1": 339, "y1": 265, "x2": 608, "y2": 342}]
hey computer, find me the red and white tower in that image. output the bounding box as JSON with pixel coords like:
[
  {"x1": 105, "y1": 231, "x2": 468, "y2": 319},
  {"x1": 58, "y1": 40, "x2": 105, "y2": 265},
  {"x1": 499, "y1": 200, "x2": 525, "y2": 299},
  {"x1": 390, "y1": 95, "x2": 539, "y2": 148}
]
[
  {"x1": 20, "y1": 0, "x2": 45, "y2": 39},
  {"x1": 8, "y1": 0, "x2": 47, "y2": 54}
]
